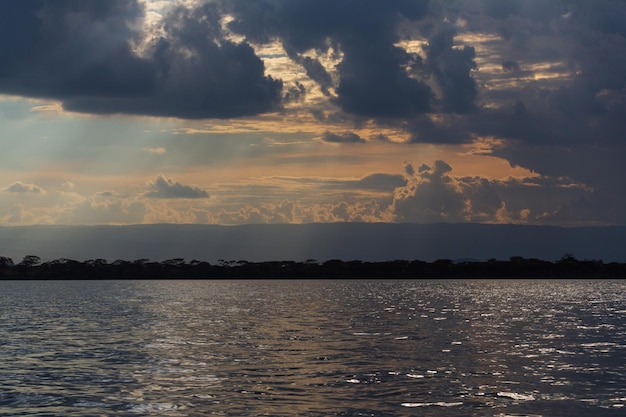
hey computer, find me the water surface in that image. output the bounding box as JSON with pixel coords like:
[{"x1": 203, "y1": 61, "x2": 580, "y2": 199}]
[{"x1": 1, "y1": 279, "x2": 624, "y2": 416}]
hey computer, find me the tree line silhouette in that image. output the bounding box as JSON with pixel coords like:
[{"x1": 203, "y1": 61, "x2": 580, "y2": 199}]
[{"x1": 1, "y1": 254, "x2": 625, "y2": 278}]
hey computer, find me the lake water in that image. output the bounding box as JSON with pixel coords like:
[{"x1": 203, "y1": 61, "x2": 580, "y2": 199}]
[{"x1": 0, "y1": 279, "x2": 625, "y2": 416}]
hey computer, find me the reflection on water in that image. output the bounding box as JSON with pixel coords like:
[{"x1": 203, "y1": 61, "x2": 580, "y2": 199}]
[{"x1": 0, "y1": 279, "x2": 625, "y2": 416}]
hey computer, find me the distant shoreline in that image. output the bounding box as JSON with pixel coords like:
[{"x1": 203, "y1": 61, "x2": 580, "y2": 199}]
[{"x1": 2, "y1": 255, "x2": 625, "y2": 279}]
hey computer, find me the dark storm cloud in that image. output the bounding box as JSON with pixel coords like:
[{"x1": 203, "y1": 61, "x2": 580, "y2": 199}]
[
  {"x1": 0, "y1": 0, "x2": 282, "y2": 119},
  {"x1": 3, "y1": 0, "x2": 626, "y2": 159},
  {"x1": 321, "y1": 131, "x2": 365, "y2": 144},
  {"x1": 407, "y1": 114, "x2": 473, "y2": 144},
  {"x1": 490, "y1": 142, "x2": 626, "y2": 224},
  {"x1": 447, "y1": 0, "x2": 626, "y2": 225},
  {"x1": 145, "y1": 175, "x2": 209, "y2": 199},
  {"x1": 0, "y1": 0, "x2": 151, "y2": 97},
  {"x1": 283, "y1": 81, "x2": 307, "y2": 103},
  {"x1": 501, "y1": 60, "x2": 520, "y2": 72},
  {"x1": 473, "y1": 0, "x2": 626, "y2": 141},
  {"x1": 424, "y1": 23, "x2": 478, "y2": 114},
  {"x1": 290, "y1": 55, "x2": 333, "y2": 96},
  {"x1": 0, "y1": 0, "x2": 482, "y2": 122},
  {"x1": 383, "y1": 0, "x2": 624, "y2": 153},
  {"x1": 224, "y1": 0, "x2": 439, "y2": 118},
  {"x1": 400, "y1": 0, "x2": 626, "y2": 156}
]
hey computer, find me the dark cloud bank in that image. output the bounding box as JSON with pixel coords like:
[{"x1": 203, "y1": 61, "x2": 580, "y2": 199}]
[
  {"x1": 0, "y1": 0, "x2": 282, "y2": 118},
  {"x1": 0, "y1": 0, "x2": 543, "y2": 121},
  {"x1": 2, "y1": 1, "x2": 624, "y2": 124}
]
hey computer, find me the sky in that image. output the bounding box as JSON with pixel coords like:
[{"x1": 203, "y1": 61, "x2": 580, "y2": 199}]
[{"x1": 2, "y1": 0, "x2": 626, "y2": 228}]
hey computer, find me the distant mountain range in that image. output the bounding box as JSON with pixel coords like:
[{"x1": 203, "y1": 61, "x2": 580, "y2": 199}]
[{"x1": 1, "y1": 223, "x2": 625, "y2": 263}]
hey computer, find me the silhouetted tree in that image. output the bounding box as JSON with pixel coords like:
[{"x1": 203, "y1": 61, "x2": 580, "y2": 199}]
[
  {"x1": 431, "y1": 259, "x2": 453, "y2": 275},
  {"x1": 86, "y1": 259, "x2": 108, "y2": 267},
  {"x1": 0, "y1": 256, "x2": 13, "y2": 268},
  {"x1": 1, "y1": 253, "x2": 624, "y2": 279},
  {"x1": 18, "y1": 255, "x2": 41, "y2": 267}
]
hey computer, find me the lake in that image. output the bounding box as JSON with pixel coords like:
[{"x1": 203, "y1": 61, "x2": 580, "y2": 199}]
[{"x1": 1, "y1": 279, "x2": 625, "y2": 416}]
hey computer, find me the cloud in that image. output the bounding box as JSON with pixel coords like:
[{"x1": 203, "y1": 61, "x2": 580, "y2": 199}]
[
  {"x1": 392, "y1": 160, "x2": 469, "y2": 223},
  {"x1": 0, "y1": 204, "x2": 34, "y2": 224},
  {"x1": 209, "y1": 199, "x2": 392, "y2": 225},
  {"x1": 425, "y1": 23, "x2": 478, "y2": 114},
  {"x1": 142, "y1": 146, "x2": 167, "y2": 154},
  {"x1": 1, "y1": 0, "x2": 624, "y2": 137},
  {"x1": 460, "y1": 3, "x2": 626, "y2": 196},
  {"x1": 58, "y1": 198, "x2": 147, "y2": 225},
  {"x1": 480, "y1": 1, "x2": 626, "y2": 141},
  {"x1": 0, "y1": 162, "x2": 598, "y2": 227},
  {"x1": 489, "y1": 142, "x2": 626, "y2": 224},
  {"x1": 0, "y1": 1, "x2": 282, "y2": 119},
  {"x1": 283, "y1": 81, "x2": 307, "y2": 103},
  {"x1": 2, "y1": 0, "x2": 626, "y2": 228},
  {"x1": 6, "y1": 1, "x2": 344, "y2": 119},
  {"x1": 258, "y1": 173, "x2": 406, "y2": 195},
  {"x1": 320, "y1": 131, "x2": 365, "y2": 144},
  {"x1": 370, "y1": 133, "x2": 393, "y2": 143},
  {"x1": 3, "y1": 182, "x2": 44, "y2": 194},
  {"x1": 0, "y1": 1, "x2": 151, "y2": 98},
  {"x1": 224, "y1": 0, "x2": 437, "y2": 118},
  {"x1": 390, "y1": 159, "x2": 595, "y2": 224},
  {"x1": 406, "y1": 114, "x2": 473, "y2": 144},
  {"x1": 145, "y1": 175, "x2": 209, "y2": 199},
  {"x1": 3, "y1": 0, "x2": 621, "y2": 139},
  {"x1": 501, "y1": 60, "x2": 520, "y2": 72},
  {"x1": 355, "y1": 173, "x2": 407, "y2": 191},
  {"x1": 265, "y1": 172, "x2": 404, "y2": 197},
  {"x1": 289, "y1": 56, "x2": 333, "y2": 96}
]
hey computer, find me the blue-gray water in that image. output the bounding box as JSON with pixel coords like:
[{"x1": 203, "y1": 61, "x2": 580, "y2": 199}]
[{"x1": 1, "y1": 279, "x2": 625, "y2": 416}]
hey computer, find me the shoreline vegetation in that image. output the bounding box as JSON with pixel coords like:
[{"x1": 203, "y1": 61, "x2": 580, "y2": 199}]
[{"x1": 1, "y1": 255, "x2": 625, "y2": 278}]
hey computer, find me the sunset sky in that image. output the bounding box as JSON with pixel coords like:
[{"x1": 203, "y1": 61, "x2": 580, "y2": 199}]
[{"x1": 2, "y1": 0, "x2": 626, "y2": 228}]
